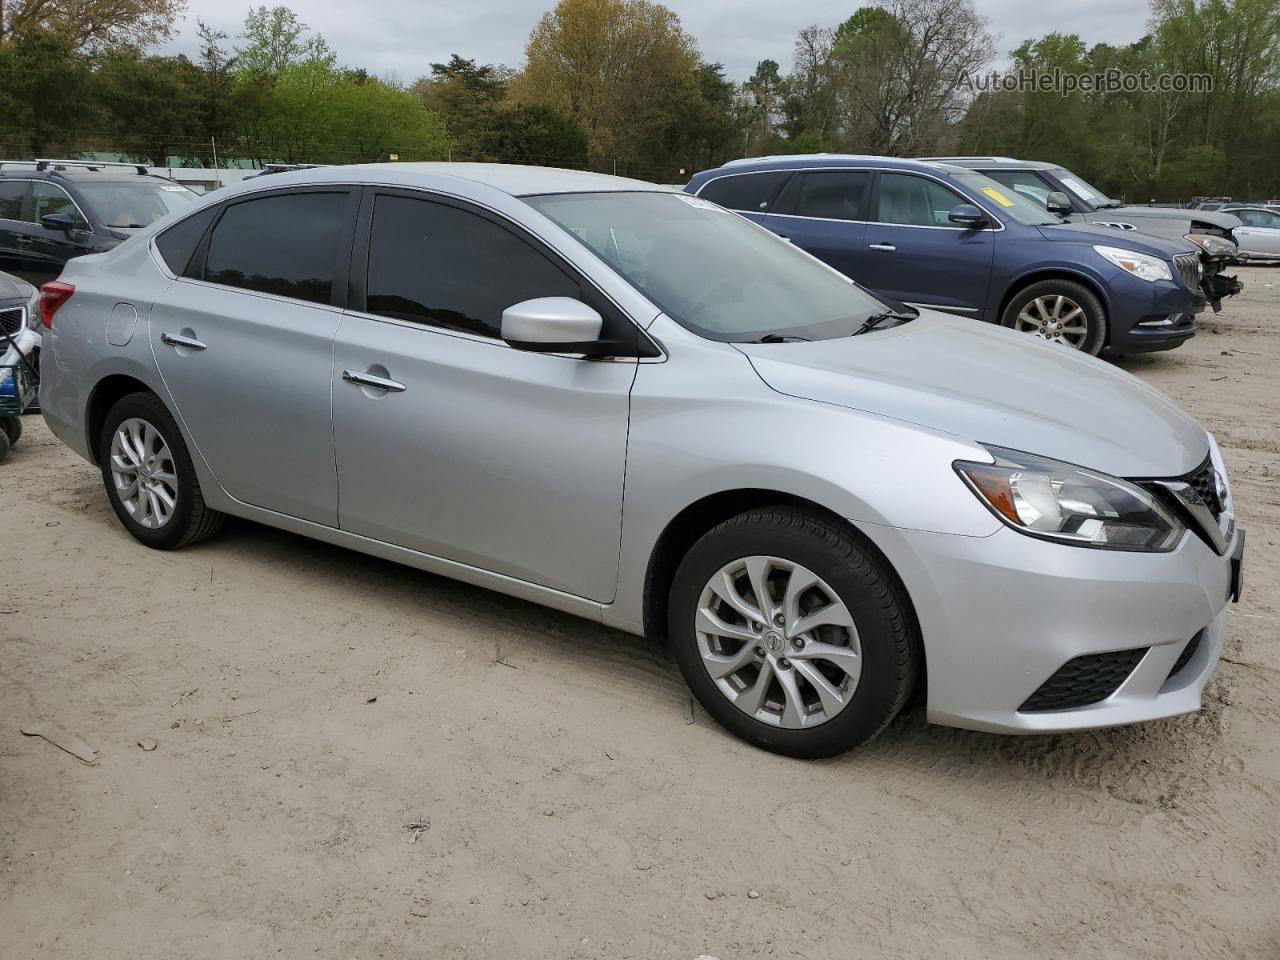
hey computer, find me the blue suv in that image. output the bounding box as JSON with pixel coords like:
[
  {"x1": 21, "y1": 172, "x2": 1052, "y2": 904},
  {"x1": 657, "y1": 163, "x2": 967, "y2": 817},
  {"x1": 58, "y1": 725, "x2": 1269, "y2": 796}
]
[{"x1": 685, "y1": 156, "x2": 1206, "y2": 355}]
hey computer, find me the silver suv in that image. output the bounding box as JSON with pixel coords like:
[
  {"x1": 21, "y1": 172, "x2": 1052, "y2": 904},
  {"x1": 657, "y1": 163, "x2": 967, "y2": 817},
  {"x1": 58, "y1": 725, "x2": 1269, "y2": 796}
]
[{"x1": 37, "y1": 164, "x2": 1244, "y2": 757}]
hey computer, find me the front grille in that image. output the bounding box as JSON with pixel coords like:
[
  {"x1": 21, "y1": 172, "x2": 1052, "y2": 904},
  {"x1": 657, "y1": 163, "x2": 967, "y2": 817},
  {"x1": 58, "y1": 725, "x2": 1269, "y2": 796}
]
[
  {"x1": 1174, "y1": 253, "x2": 1202, "y2": 291},
  {"x1": 1182, "y1": 456, "x2": 1224, "y2": 519},
  {"x1": 1166, "y1": 631, "x2": 1203, "y2": 682},
  {"x1": 1019, "y1": 647, "x2": 1148, "y2": 713},
  {"x1": 0, "y1": 306, "x2": 24, "y2": 337}
]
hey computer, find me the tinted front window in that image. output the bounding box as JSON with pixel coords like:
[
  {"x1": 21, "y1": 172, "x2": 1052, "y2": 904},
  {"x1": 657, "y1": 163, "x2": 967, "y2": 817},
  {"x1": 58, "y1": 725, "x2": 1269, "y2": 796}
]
[
  {"x1": 366, "y1": 195, "x2": 579, "y2": 338},
  {"x1": 31, "y1": 182, "x2": 88, "y2": 228},
  {"x1": 876, "y1": 173, "x2": 968, "y2": 227},
  {"x1": 525, "y1": 191, "x2": 890, "y2": 342},
  {"x1": 204, "y1": 192, "x2": 346, "y2": 304},
  {"x1": 76, "y1": 180, "x2": 199, "y2": 229},
  {"x1": 951, "y1": 172, "x2": 1062, "y2": 226},
  {"x1": 697, "y1": 172, "x2": 790, "y2": 212},
  {"x1": 0, "y1": 181, "x2": 25, "y2": 220},
  {"x1": 781, "y1": 171, "x2": 870, "y2": 221}
]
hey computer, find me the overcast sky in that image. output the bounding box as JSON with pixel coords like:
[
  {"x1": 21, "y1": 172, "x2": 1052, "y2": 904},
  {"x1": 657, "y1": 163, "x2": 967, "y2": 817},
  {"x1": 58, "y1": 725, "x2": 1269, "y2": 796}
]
[{"x1": 159, "y1": 0, "x2": 1154, "y2": 83}]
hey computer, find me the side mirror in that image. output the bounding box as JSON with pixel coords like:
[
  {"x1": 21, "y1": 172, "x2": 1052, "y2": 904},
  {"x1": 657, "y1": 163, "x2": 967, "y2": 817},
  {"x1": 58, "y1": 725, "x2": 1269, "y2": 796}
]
[
  {"x1": 948, "y1": 203, "x2": 988, "y2": 228},
  {"x1": 41, "y1": 213, "x2": 77, "y2": 233},
  {"x1": 501, "y1": 297, "x2": 605, "y2": 355},
  {"x1": 1045, "y1": 191, "x2": 1074, "y2": 216}
]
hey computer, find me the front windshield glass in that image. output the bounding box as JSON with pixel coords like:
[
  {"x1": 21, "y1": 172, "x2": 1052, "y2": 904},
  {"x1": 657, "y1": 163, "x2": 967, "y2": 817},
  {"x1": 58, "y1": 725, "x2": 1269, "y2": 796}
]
[
  {"x1": 951, "y1": 173, "x2": 1062, "y2": 226},
  {"x1": 1050, "y1": 168, "x2": 1117, "y2": 210},
  {"x1": 524, "y1": 191, "x2": 892, "y2": 342},
  {"x1": 76, "y1": 180, "x2": 199, "y2": 228}
]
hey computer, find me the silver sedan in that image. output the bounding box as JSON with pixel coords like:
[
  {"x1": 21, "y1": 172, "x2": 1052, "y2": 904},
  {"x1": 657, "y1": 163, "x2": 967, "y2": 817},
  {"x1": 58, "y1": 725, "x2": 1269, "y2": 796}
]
[
  {"x1": 36, "y1": 164, "x2": 1243, "y2": 757},
  {"x1": 1222, "y1": 205, "x2": 1280, "y2": 260}
]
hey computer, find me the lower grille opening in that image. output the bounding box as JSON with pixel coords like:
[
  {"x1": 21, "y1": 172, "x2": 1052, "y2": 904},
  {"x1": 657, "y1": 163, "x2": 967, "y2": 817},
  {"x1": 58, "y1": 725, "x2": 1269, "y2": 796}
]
[
  {"x1": 1166, "y1": 630, "x2": 1204, "y2": 682},
  {"x1": 1019, "y1": 648, "x2": 1148, "y2": 713}
]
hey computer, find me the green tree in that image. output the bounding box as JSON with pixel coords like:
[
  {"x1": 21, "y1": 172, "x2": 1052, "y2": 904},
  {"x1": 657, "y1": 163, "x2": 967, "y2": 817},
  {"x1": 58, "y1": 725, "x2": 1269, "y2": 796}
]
[
  {"x1": 479, "y1": 103, "x2": 588, "y2": 165},
  {"x1": 93, "y1": 49, "x2": 202, "y2": 164},
  {"x1": 235, "y1": 4, "x2": 333, "y2": 78},
  {"x1": 411, "y1": 55, "x2": 511, "y2": 158},
  {"x1": 0, "y1": 30, "x2": 95, "y2": 156}
]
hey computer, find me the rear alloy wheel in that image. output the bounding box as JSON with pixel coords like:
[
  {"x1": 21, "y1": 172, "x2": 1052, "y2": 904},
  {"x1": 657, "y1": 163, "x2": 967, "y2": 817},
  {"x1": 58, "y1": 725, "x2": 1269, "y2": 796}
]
[
  {"x1": 668, "y1": 507, "x2": 919, "y2": 758},
  {"x1": 1001, "y1": 279, "x2": 1106, "y2": 355},
  {"x1": 100, "y1": 392, "x2": 224, "y2": 550}
]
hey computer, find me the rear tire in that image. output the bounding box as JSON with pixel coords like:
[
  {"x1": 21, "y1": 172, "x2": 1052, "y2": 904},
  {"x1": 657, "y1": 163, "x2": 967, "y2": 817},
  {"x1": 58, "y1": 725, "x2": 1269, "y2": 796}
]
[
  {"x1": 0, "y1": 428, "x2": 9, "y2": 463},
  {"x1": 99, "y1": 391, "x2": 224, "y2": 550},
  {"x1": 1000, "y1": 279, "x2": 1107, "y2": 355},
  {"x1": 667, "y1": 507, "x2": 919, "y2": 758}
]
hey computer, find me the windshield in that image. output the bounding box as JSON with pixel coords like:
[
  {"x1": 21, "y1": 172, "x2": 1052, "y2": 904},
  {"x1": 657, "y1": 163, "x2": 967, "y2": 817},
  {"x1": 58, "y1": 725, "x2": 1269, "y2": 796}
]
[
  {"x1": 951, "y1": 173, "x2": 1062, "y2": 226},
  {"x1": 1050, "y1": 168, "x2": 1117, "y2": 210},
  {"x1": 523, "y1": 191, "x2": 893, "y2": 342},
  {"x1": 75, "y1": 180, "x2": 199, "y2": 228}
]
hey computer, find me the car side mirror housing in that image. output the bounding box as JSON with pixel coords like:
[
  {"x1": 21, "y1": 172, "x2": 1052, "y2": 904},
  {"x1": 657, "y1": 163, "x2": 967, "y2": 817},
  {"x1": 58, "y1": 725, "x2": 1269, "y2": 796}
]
[
  {"x1": 502, "y1": 297, "x2": 608, "y2": 356},
  {"x1": 40, "y1": 213, "x2": 77, "y2": 233},
  {"x1": 1045, "y1": 191, "x2": 1074, "y2": 216},
  {"x1": 948, "y1": 203, "x2": 988, "y2": 228}
]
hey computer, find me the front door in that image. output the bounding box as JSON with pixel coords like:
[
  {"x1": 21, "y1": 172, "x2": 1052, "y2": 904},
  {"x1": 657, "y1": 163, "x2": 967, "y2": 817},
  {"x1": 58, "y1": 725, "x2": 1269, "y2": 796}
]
[
  {"x1": 332, "y1": 192, "x2": 635, "y2": 603},
  {"x1": 862, "y1": 172, "x2": 994, "y2": 315},
  {"x1": 149, "y1": 188, "x2": 357, "y2": 526}
]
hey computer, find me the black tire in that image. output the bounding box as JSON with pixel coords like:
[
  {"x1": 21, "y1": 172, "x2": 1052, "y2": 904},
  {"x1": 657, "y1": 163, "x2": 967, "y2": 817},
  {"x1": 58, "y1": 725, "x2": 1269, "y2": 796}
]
[
  {"x1": 0, "y1": 415, "x2": 19, "y2": 446},
  {"x1": 0, "y1": 428, "x2": 9, "y2": 463},
  {"x1": 667, "y1": 507, "x2": 919, "y2": 759},
  {"x1": 1000, "y1": 279, "x2": 1107, "y2": 356},
  {"x1": 99, "y1": 391, "x2": 225, "y2": 550}
]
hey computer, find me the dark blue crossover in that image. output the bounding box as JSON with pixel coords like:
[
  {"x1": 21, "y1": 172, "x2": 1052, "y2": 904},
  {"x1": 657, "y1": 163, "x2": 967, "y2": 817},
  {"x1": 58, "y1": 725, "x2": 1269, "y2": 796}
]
[{"x1": 685, "y1": 155, "x2": 1207, "y2": 355}]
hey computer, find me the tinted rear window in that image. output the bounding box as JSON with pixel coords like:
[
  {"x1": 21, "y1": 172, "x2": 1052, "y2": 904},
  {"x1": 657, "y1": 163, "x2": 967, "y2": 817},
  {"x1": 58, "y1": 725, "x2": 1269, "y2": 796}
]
[
  {"x1": 777, "y1": 171, "x2": 871, "y2": 221},
  {"x1": 204, "y1": 192, "x2": 347, "y2": 304},
  {"x1": 697, "y1": 172, "x2": 790, "y2": 212},
  {"x1": 157, "y1": 205, "x2": 218, "y2": 275}
]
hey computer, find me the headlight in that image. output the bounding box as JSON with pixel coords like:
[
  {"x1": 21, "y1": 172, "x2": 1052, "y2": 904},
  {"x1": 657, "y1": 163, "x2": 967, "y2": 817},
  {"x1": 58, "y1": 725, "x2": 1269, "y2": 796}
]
[
  {"x1": 1185, "y1": 233, "x2": 1237, "y2": 258},
  {"x1": 955, "y1": 446, "x2": 1184, "y2": 551},
  {"x1": 1094, "y1": 245, "x2": 1173, "y2": 282}
]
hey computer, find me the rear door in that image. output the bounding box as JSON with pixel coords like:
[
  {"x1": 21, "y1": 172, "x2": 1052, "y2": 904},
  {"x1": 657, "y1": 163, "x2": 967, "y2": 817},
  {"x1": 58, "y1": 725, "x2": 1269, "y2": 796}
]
[
  {"x1": 863, "y1": 171, "x2": 994, "y2": 315},
  {"x1": 762, "y1": 169, "x2": 870, "y2": 282},
  {"x1": 149, "y1": 188, "x2": 358, "y2": 526},
  {"x1": 694, "y1": 170, "x2": 792, "y2": 226},
  {"x1": 1234, "y1": 209, "x2": 1280, "y2": 256}
]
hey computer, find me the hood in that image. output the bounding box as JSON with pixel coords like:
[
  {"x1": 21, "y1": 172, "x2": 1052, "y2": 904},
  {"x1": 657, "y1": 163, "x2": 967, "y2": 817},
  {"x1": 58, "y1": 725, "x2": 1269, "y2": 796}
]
[
  {"x1": 0, "y1": 270, "x2": 34, "y2": 303},
  {"x1": 737, "y1": 310, "x2": 1209, "y2": 478},
  {"x1": 1100, "y1": 205, "x2": 1242, "y2": 231},
  {"x1": 1035, "y1": 221, "x2": 1197, "y2": 258}
]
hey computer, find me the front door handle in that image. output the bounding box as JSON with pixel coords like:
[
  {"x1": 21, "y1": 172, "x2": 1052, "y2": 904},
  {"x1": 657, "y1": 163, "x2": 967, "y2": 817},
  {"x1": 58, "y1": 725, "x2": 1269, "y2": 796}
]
[
  {"x1": 342, "y1": 369, "x2": 406, "y2": 393},
  {"x1": 868, "y1": 243, "x2": 897, "y2": 252},
  {"x1": 160, "y1": 332, "x2": 207, "y2": 350},
  {"x1": 16, "y1": 236, "x2": 33, "y2": 246}
]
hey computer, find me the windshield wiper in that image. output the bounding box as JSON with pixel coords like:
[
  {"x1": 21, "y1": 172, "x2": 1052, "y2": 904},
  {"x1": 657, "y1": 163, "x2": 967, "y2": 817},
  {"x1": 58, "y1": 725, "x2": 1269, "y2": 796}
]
[
  {"x1": 750, "y1": 333, "x2": 811, "y2": 343},
  {"x1": 851, "y1": 310, "x2": 917, "y2": 337}
]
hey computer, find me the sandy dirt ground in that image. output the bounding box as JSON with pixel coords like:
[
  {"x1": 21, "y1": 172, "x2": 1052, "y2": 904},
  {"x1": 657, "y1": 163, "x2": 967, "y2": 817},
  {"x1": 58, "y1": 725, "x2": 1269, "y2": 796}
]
[{"x1": 2, "y1": 269, "x2": 1278, "y2": 959}]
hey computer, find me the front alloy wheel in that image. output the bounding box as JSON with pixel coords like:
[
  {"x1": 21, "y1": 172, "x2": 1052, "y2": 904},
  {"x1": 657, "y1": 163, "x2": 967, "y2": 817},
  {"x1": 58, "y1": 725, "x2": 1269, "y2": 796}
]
[
  {"x1": 696, "y1": 556, "x2": 861, "y2": 728},
  {"x1": 1014, "y1": 294, "x2": 1090, "y2": 349},
  {"x1": 668, "y1": 507, "x2": 919, "y2": 758},
  {"x1": 1001, "y1": 279, "x2": 1107, "y2": 355}
]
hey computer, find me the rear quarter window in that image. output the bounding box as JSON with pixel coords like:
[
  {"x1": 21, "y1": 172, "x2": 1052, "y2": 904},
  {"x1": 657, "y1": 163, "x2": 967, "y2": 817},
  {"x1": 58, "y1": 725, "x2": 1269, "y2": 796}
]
[
  {"x1": 155, "y1": 205, "x2": 219, "y2": 276},
  {"x1": 697, "y1": 172, "x2": 791, "y2": 213}
]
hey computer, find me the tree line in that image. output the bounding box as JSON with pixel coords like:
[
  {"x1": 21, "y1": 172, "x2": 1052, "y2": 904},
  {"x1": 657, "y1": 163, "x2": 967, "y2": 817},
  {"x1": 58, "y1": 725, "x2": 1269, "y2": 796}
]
[{"x1": 1, "y1": 0, "x2": 1278, "y2": 199}]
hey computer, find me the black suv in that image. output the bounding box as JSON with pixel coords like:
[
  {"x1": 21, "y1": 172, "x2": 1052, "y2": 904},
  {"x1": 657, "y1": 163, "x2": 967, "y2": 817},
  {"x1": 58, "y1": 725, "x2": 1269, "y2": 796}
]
[{"x1": 0, "y1": 159, "x2": 200, "y2": 286}]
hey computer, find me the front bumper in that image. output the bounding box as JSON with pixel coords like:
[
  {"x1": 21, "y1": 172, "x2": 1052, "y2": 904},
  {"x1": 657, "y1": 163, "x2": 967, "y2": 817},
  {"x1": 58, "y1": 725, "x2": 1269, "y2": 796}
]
[
  {"x1": 1105, "y1": 272, "x2": 1204, "y2": 355},
  {"x1": 856, "y1": 521, "x2": 1237, "y2": 734}
]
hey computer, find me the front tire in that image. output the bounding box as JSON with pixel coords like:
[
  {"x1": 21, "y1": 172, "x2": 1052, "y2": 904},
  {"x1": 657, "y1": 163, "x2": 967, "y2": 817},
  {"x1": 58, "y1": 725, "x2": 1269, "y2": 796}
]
[
  {"x1": 99, "y1": 392, "x2": 224, "y2": 550},
  {"x1": 668, "y1": 507, "x2": 919, "y2": 758},
  {"x1": 1001, "y1": 279, "x2": 1107, "y2": 355}
]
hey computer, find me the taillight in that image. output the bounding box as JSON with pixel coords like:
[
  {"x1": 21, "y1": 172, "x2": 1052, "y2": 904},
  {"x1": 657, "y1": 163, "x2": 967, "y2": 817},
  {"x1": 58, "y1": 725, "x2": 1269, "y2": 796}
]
[{"x1": 40, "y1": 281, "x2": 75, "y2": 328}]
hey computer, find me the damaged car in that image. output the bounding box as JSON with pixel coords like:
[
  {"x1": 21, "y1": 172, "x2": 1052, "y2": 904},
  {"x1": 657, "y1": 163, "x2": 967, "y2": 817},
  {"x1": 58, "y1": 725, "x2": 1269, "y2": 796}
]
[{"x1": 925, "y1": 157, "x2": 1244, "y2": 311}]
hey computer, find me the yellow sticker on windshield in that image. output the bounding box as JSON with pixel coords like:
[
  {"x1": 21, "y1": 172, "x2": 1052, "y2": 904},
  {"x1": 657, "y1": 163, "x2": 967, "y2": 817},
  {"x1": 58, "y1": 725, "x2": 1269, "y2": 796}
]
[{"x1": 981, "y1": 186, "x2": 1016, "y2": 208}]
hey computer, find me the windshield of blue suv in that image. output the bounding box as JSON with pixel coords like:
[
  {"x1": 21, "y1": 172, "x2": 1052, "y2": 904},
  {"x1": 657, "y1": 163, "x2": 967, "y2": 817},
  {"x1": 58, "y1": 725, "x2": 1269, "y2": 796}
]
[
  {"x1": 525, "y1": 190, "x2": 902, "y2": 342},
  {"x1": 949, "y1": 172, "x2": 1063, "y2": 227},
  {"x1": 75, "y1": 180, "x2": 199, "y2": 229}
]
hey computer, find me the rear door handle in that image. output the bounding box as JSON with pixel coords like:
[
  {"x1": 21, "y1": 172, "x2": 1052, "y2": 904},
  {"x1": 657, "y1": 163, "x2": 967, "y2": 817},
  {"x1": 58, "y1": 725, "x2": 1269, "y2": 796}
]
[
  {"x1": 868, "y1": 243, "x2": 897, "y2": 252},
  {"x1": 16, "y1": 236, "x2": 32, "y2": 246},
  {"x1": 160, "y1": 332, "x2": 207, "y2": 350},
  {"x1": 342, "y1": 369, "x2": 406, "y2": 393}
]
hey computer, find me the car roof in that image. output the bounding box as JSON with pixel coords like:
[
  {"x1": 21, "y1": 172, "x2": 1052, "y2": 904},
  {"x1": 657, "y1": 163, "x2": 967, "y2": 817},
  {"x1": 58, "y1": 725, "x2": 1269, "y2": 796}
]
[
  {"x1": 224, "y1": 162, "x2": 676, "y2": 198},
  {"x1": 696, "y1": 155, "x2": 971, "y2": 177}
]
